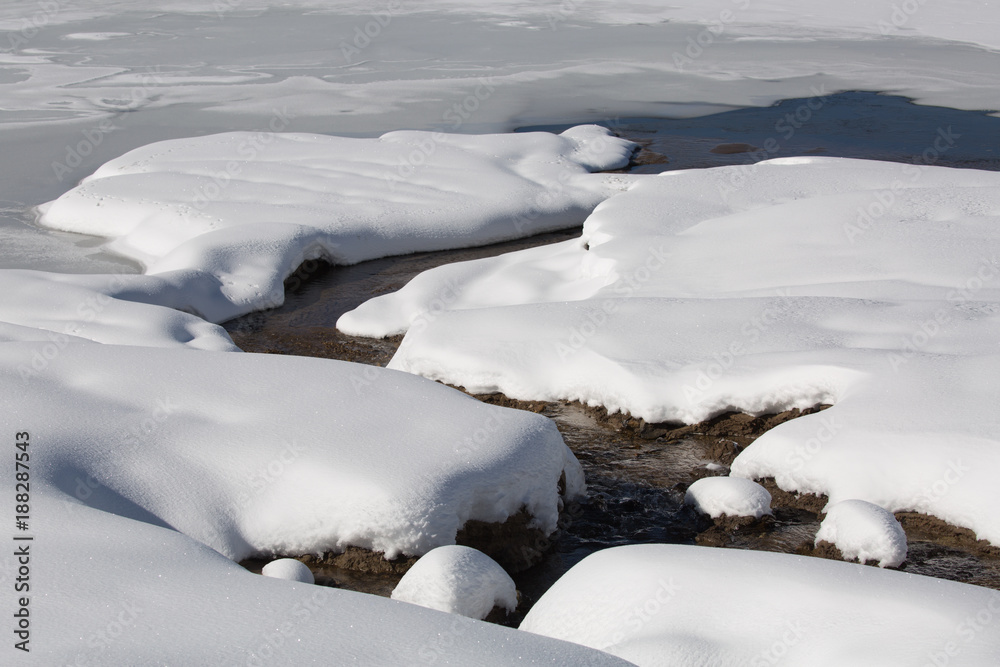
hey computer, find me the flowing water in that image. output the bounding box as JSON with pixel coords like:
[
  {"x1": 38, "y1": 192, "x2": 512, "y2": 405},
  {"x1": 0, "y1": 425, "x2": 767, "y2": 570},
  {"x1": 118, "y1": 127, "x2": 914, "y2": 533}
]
[{"x1": 229, "y1": 92, "x2": 1000, "y2": 621}]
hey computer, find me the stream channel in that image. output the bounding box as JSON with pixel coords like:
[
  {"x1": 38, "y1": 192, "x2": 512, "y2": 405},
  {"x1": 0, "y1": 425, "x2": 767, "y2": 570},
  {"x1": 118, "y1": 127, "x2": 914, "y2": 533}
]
[{"x1": 229, "y1": 91, "x2": 1000, "y2": 625}]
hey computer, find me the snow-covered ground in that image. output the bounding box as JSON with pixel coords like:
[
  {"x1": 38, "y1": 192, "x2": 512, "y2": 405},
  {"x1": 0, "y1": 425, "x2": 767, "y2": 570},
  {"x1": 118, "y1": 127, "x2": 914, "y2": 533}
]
[
  {"x1": 345, "y1": 157, "x2": 1000, "y2": 548},
  {"x1": 520, "y1": 544, "x2": 1000, "y2": 667},
  {"x1": 4, "y1": 0, "x2": 1000, "y2": 663},
  {"x1": 33, "y1": 126, "x2": 635, "y2": 321}
]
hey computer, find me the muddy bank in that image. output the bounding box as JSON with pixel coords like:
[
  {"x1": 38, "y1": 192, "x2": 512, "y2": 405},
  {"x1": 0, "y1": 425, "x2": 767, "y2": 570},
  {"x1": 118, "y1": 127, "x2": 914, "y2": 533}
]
[{"x1": 226, "y1": 98, "x2": 1000, "y2": 620}]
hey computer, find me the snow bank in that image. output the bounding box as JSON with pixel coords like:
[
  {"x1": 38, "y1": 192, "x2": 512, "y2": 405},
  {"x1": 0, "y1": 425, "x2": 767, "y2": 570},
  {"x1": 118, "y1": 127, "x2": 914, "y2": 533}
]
[
  {"x1": 391, "y1": 545, "x2": 517, "y2": 620},
  {"x1": 815, "y1": 499, "x2": 908, "y2": 568},
  {"x1": 261, "y1": 558, "x2": 315, "y2": 584},
  {"x1": 0, "y1": 269, "x2": 238, "y2": 351},
  {"x1": 35, "y1": 127, "x2": 635, "y2": 322},
  {"x1": 520, "y1": 544, "x2": 1000, "y2": 667},
  {"x1": 344, "y1": 157, "x2": 1000, "y2": 545},
  {"x1": 684, "y1": 476, "x2": 771, "y2": 520},
  {"x1": 20, "y1": 496, "x2": 629, "y2": 666},
  {"x1": 2, "y1": 341, "x2": 583, "y2": 561}
]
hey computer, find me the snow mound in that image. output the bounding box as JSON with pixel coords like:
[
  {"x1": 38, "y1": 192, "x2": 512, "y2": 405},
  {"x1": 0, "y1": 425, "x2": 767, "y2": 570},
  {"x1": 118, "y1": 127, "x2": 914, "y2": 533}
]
[
  {"x1": 815, "y1": 499, "x2": 908, "y2": 568},
  {"x1": 391, "y1": 545, "x2": 517, "y2": 620},
  {"x1": 35, "y1": 127, "x2": 636, "y2": 322},
  {"x1": 2, "y1": 342, "x2": 584, "y2": 561},
  {"x1": 684, "y1": 476, "x2": 771, "y2": 519},
  {"x1": 262, "y1": 558, "x2": 315, "y2": 584},
  {"x1": 343, "y1": 157, "x2": 1000, "y2": 546},
  {"x1": 0, "y1": 269, "x2": 239, "y2": 351},
  {"x1": 27, "y1": 496, "x2": 630, "y2": 665},
  {"x1": 520, "y1": 544, "x2": 1000, "y2": 667}
]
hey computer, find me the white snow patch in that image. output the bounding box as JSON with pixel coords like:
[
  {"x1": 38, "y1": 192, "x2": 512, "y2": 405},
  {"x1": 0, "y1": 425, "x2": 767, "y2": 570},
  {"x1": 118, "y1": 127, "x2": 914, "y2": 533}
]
[
  {"x1": 0, "y1": 269, "x2": 239, "y2": 351},
  {"x1": 2, "y1": 342, "x2": 583, "y2": 561},
  {"x1": 27, "y1": 497, "x2": 629, "y2": 665},
  {"x1": 63, "y1": 32, "x2": 131, "y2": 40},
  {"x1": 261, "y1": 558, "x2": 315, "y2": 584},
  {"x1": 684, "y1": 476, "x2": 771, "y2": 519},
  {"x1": 35, "y1": 127, "x2": 636, "y2": 322},
  {"x1": 815, "y1": 499, "x2": 908, "y2": 568},
  {"x1": 391, "y1": 545, "x2": 517, "y2": 620},
  {"x1": 520, "y1": 544, "x2": 1000, "y2": 667},
  {"x1": 344, "y1": 157, "x2": 1000, "y2": 545}
]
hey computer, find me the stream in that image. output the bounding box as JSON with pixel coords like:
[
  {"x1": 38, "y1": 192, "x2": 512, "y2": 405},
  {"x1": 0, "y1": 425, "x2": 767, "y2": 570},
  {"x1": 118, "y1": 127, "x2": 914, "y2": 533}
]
[{"x1": 229, "y1": 91, "x2": 1000, "y2": 623}]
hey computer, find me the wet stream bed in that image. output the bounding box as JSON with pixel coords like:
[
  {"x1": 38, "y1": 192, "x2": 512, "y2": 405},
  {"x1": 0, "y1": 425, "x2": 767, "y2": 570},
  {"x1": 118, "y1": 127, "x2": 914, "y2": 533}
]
[{"x1": 229, "y1": 91, "x2": 1000, "y2": 624}]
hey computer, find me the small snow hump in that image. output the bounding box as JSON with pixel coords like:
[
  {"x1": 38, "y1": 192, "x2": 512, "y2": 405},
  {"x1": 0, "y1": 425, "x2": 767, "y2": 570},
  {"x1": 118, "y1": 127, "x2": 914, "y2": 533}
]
[
  {"x1": 815, "y1": 499, "x2": 907, "y2": 568},
  {"x1": 391, "y1": 545, "x2": 517, "y2": 620},
  {"x1": 684, "y1": 476, "x2": 773, "y2": 520},
  {"x1": 261, "y1": 558, "x2": 315, "y2": 584}
]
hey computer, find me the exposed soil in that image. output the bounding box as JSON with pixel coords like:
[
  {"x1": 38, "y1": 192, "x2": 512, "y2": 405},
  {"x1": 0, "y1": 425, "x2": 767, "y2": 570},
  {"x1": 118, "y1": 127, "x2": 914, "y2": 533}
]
[{"x1": 228, "y1": 100, "x2": 1000, "y2": 621}]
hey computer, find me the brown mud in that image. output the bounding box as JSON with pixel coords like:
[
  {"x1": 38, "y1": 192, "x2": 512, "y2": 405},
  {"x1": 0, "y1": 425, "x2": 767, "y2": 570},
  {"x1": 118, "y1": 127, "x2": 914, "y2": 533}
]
[{"x1": 226, "y1": 106, "x2": 1000, "y2": 624}]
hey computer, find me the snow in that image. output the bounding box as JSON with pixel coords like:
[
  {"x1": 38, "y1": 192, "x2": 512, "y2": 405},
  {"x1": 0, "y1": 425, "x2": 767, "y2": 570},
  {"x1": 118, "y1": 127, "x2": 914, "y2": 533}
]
[
  {"x1": 345, "y1": 157, "x2": 1000, "y2": 546},
  {"x1": 2, "y1": 337, "x2": 611, "y2": 663},
  {"x1": 33, "y1": 126, "x2": 634, "y2": 322},
  {"x1": 391, "y1": 545, "x2": 518, "y2": 620},
  {"x1": 28, "y1": 495, "x2": 631, "y2": 666},
  {"x1": 520, "y1": 544, "x2": 1000, "y2": 667},
  {"x1": 5, "y1": 0, "x2": 1000, "y2": 273},
  {"x1": 684, "y1": 476, "x2": 772, "y2": 520},
  {"x1": 4, "y1": 341, "x2": 584, "y2": 562},
  {"x1": 3, "y1": 0, "x2": 1000, "y2": 662},
  {"x1": 0, "y1": 269, "x2": 239, "y2": 351},
  {"x1": 815, "y1": 499, "x2": 908, "y2": 568},
  {"x1": 261, "y1": 558, "x2": 315, "y2": 584}
]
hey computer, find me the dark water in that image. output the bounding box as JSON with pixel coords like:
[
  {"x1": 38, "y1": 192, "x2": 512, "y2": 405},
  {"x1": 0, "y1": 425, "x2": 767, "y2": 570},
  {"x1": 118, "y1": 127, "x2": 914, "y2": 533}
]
[
  {"x1": 521, "y1": 90, "x2": 1000, "y2": 173},
  {"x1": 229, "y1": 91, "x2": 1000, "y2": 620}
]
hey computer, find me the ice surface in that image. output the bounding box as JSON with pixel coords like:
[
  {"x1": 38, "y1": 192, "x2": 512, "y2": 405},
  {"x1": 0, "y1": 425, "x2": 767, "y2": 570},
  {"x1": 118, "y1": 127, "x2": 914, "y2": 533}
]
[
  {"x1": 261, "y1": 558, "x2": 315, "y2": 584},
  {"x1": 391, "y1": 545, "x2": 518, "y2": 620},
  {"x1": 815, "y1": 499, "x2": 908, "y2": 568},
  {"x1": 346, "y1": 157, "x2": 1000, "y2": 545},
  {"x1": 520, "y1": 544, "x2": 1000, "y2": 667},
  {"x1": 684, "y1": 476, "x2": 772, "y2": 520},
  {"x1": 5, "y1": 0, "x2": 1000, "y2": 271}
]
